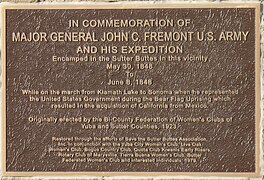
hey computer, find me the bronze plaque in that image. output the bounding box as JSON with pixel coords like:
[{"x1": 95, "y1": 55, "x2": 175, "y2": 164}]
[{"x1": 2, "y1": 4, "x2": 260, "y2": 177}]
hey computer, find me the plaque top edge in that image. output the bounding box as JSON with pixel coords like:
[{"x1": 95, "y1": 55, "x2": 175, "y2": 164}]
[{"x1": 1, "y1": 3, "x2": 261, "y2": 10}]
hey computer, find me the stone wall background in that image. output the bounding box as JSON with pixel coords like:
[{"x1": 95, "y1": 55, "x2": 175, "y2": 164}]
[{"x1": 0, "y1": 0, "x2": 263, "y2": 179}]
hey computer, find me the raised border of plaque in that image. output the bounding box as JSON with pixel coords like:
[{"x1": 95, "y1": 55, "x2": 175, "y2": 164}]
[{"x1": 1, "y1": 3, "x2": 261, "y2": 177}]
